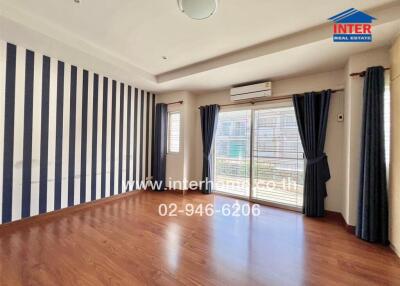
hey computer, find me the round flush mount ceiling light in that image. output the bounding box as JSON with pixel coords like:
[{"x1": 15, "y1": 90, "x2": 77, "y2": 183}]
[{"x1": 177, "y1": 0, "x2": 218, "y2": 20}]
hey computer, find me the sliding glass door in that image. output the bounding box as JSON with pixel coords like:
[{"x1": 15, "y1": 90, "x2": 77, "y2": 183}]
[
  {"x1": 213, "y1": 110, "x2": 251, "y2": 197},
  {"x1": 213, "y1": 103, "x2": 304, "y2": 209}
]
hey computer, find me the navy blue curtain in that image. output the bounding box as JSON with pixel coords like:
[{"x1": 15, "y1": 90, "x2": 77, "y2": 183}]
[
  {"x1": 356, "y1": 66, "x2": 388, "y2": 245},
  {"x1": 200, "y1": 104, "x2": 220, "y2": 194},
  {"x1": 152, "y1": 103, "x2": 168, "y2": 191},
  {"x1": 293, "y1": 90, "x2": 331, "y2": 217}
]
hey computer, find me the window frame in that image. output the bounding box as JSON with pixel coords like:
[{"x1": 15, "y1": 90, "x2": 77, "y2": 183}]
[{"x1": 167, "y1": 111, "x2": 181, "y2": 154}]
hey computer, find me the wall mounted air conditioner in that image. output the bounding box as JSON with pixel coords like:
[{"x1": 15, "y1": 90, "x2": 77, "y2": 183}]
[{"x1": 230, "y1": 82, "x2": 272, "y2": 101}]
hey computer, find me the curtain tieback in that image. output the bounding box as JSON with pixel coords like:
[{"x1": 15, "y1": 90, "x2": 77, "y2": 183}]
[
  {"x1": 306, "y1": 153, "x2": 331, "y2": 195},
  {"x1": 307, "y1": 153, "x2": 327, "y2": 166}
]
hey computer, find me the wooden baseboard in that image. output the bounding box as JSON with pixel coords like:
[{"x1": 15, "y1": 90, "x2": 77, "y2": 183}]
[
  {"x1": 164, "y1": 187, "x2": 202, "y2": 194},
  {"x1": 0, "y1": 189, "x2": 144, "y2": 232},
  {"x1": 325, "y1": 210, "x2": 355, "y2": 233},
  {"x1": 325, "y1": 210, "x2": 344, "y2": 223},
  {"x1": 391, "y1": 243, "x2": 400, "y2": 257},
  {"x1": 345, "y1": 224, "x2": 356, "y2": 234},
  {"x1": 326, "y1": 211, "x2": 400, "y2": 255}
]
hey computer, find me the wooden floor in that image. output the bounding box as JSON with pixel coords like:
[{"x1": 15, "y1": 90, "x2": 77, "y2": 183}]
[{"x1": 0, "y1": 190, "x2": 399, "y2": 286}]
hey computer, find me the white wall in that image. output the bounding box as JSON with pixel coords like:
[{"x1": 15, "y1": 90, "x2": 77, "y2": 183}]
[
  {"x1": 0, "y1": 15, "x2": 156, "y2": 92},
  {"x1": 389, "y1": 35, "x2": 400, "y2": 255},
  {"x1": 182, "y1": 93, "x2": 197, "y2": 184}
]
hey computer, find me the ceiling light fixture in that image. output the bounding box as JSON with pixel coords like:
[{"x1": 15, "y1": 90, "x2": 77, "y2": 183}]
[{"x1": 177, "y1": 0, "x2": 218, "y2": 20}]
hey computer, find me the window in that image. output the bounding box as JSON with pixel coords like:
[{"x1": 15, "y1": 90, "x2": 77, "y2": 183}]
[{"x1": 168, "y1": 112, "x2": 181, "y2": 153}]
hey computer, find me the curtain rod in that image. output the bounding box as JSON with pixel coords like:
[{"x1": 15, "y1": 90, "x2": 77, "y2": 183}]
[
  {"x1": 350, "y1": 67, "x2": 390, "y2": 77},
  {"x1": 198, "y1": 88, "x2": 344, "y2": 109},
  {"x1": 166, "y1": 100, "x2": 183, "y2": 106}
]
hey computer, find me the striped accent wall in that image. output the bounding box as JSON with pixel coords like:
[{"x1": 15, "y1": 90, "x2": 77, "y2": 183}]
[{"x1": 0, "y1": 41, "x2": 155, "y2": 224}]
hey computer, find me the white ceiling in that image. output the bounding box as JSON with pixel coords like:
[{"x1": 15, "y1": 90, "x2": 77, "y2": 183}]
[
  {"x1": 0, "y1": 0, "x2": 399, "y2": 93},
  {"x1": 157, "y1": 20, "x2": 400, "y2": 91}
]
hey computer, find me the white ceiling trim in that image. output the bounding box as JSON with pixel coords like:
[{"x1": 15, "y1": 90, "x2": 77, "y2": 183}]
[
  {"x1": 156, "y1": 2, "x2": 400, "y2": 83},
  {"x1": 0, "y1": 1, "x2": 156, "y2": 83}
]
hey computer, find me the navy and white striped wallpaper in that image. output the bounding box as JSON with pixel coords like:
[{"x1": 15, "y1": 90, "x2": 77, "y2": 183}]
[{"x1": 0, "y1": 41, "x2": 155, "y2": 224}]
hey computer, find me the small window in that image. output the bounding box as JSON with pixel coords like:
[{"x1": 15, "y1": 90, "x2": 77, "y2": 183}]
[{"x1": 168, "y1": 112, "x2": 181, "y2": 153}]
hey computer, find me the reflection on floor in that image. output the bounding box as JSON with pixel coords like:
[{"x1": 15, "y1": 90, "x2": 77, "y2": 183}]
[{"x1": 0, "y1": 190, "x2": 399, "y2": 285}]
